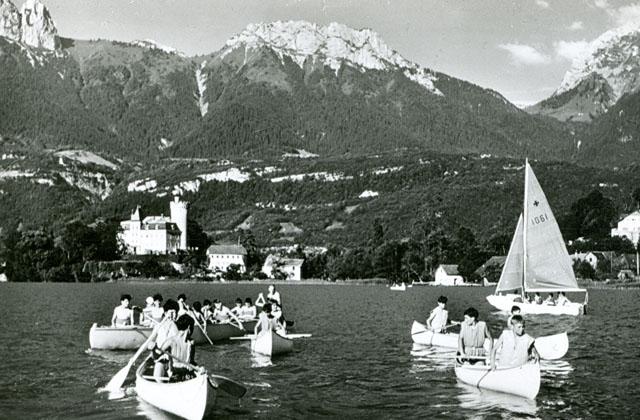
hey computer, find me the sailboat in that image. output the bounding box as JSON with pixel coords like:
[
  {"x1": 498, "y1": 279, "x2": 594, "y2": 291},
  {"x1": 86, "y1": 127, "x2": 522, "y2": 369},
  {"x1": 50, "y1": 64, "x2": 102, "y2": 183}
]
[{"x1": 486, "y1": 160, "x2": 588, "y2": 316}]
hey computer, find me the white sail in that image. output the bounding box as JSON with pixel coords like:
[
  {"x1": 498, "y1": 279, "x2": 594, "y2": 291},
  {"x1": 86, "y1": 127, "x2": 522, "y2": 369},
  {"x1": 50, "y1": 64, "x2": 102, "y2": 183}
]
[
  {"x1": 495, "y1": 214, "x2": 524, "y2": 293},
  {"x1": 523, "y1": 162, "x2": 580, "y2": 291}
]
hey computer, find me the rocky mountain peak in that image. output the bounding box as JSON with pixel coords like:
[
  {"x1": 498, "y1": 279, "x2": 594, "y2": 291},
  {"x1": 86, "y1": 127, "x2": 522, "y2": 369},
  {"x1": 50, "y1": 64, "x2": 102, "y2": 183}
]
[
  {"x1": 220, "y1": 20, "x2": 442, "y2": 95},
  {"x1": 0, "y1": 0, "x2": 58, "y2": 50},
  {"x1": 555, "y1": 27, "x2": 640, "y2": 104}
]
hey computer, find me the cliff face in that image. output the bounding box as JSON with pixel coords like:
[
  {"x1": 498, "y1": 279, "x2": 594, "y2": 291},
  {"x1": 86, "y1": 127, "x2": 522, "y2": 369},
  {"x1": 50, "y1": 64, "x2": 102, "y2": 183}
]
[{"x1": 0, "y1": 0, "x2": 59, "y2": 50}]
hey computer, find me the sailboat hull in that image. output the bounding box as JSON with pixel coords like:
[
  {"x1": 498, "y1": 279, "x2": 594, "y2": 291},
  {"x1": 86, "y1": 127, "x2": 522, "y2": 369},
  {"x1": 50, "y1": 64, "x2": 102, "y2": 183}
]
[{"x1": 487, "y1": 294, "x2": 584, "y2": 316}]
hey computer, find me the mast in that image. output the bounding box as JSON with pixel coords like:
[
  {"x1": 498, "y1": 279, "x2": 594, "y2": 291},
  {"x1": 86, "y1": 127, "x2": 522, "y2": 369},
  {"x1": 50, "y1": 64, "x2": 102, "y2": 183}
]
[{"x1": 522, "y1": 159, "x2": 529, "y2": 300}]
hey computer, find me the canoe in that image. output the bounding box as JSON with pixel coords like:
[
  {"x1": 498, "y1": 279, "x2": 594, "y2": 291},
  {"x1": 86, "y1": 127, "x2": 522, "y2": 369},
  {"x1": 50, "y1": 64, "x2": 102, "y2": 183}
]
[
  {"x1": 251, "y1": 330, "x2": 294, "y2": 356},
  {"x1": 135, "y1": 357, "x2": 217, "y2": 420},
  {"x1": 411, "y1": 321, "x2": 490, "y2": 350},
  {"x1": 454, "y1": 360, "x2": 540, "y2": 399},
  {"x1": 411, "y1": 321, "x2": 568, "y2": 360},
  {"x1": 390, "y1": 283, "x2": 406, "y2": 291},
  {"x1": 487, "y1": 294, "x2": 585, "y2": 316},
  {"x1": 191, "y1": 320, "x2": 257, "y2": 344},
  {"x1": 89, "y1": 323, "x2": 152, "y2": 350}
]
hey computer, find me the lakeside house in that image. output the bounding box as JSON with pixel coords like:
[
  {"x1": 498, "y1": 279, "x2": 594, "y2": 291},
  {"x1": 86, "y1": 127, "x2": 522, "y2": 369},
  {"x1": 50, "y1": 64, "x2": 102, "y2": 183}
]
[
  {"x1": 434, "y1": 264, "x2": 464, "y2": 286},
  {"x1": 611, "y1": 210, "x2": 640, "y2": 245},
  {"x1": 262, "y1": 255, "x2": 304, "y2": 281},
  {"x1": 206, "y1": 244, "x2": 247, "y2": 273},
  {"x1": 117, "y1": 197, "x2": 188, "y2": 255}
]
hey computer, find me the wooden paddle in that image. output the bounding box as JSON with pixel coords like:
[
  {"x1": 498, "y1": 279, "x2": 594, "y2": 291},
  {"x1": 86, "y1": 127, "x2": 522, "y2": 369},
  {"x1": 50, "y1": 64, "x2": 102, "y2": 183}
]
[
  {"x1": 105, "y1": 320, "x2": 163, "y2": 392},
  {"x1": 189, "y1": 308, "x2": 214, "y2": 346},
  {"x1": 159, "y1": 350, "x2": 247, "y2": 399}
]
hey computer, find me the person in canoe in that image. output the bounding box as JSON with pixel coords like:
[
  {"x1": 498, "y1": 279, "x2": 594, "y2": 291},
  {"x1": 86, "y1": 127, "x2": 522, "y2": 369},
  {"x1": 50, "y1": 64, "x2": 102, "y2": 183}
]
[
  {"x1": 507, "y1": 305, "x2": 521, "y2": 329},
  {"x1": 149, "y1": 293, "x2": 165, "y2": 325},
  {"x1": 544, "y1": 293, "x2": 556, "y2": 306},
  {"x1": 256, "y1": 284, "x2": 282, "y2": 307},
  {"x1": 212, "y1": 299, "x2": 243, "y2": 328},
  {"x1": 426, "y1": 295, "x2": 449, "y2": 333},
  {"x1": 239, "y1": 297, "x2": 257, "y2": 321},
  {"x1": 177, "y1": 293, "x2": 189, "y2": 316},
  {"x1": 201, "y1": 299, "x2": 213, "y2": 322},
  {"x1": 556, "y1": 291, "x2": 571, "y2": 306},
  {"x1": 191, "y1": 301, "x2": 206, "y2": 325},
  {"x1": 151, "y1": 312, "x2": 199, "y2": 381},
  {"x1": 533, "y1": 292, "x2": 543, "y2": 305},
  {"x1": 146, "y1": 299, "x2": 180, "y2": 379},
  {"x1": 111, "y1": 294, "x2": 135, "y2": 327},
  {"x1": 490, "y1": 315, "x2": 539, "y2": 370},
  {"x1": 254, "y1": 303, "x2": 279, "y2": 335},
  {"x1": 270, "y1": 299, "x2": 287, "y2": 333},
  {"x1": 140, "y1": 296, "x2": 155, "y2": 326},
  {"x1": 230, "y1": 298, "x2": 243, "y2": 317},
  {"x1": 457, "y1": 307, "x2": 493, "y2": 364}
]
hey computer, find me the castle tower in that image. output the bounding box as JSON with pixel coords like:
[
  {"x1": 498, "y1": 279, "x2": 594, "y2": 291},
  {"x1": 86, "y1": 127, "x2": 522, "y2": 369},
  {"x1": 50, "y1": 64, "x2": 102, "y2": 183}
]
[{"x1": 170, "y1": 196, "x2": 188, "y2": 250}]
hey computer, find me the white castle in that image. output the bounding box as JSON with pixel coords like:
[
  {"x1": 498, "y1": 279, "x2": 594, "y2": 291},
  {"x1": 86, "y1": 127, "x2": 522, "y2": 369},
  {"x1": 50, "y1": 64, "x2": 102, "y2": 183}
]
[{"x1": 118, "y1": 197, "x2": 188, "y2": 255}]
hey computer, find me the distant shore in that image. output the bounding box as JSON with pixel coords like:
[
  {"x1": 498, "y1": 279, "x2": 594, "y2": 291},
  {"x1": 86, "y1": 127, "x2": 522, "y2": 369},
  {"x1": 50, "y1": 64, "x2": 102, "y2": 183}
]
[{"x1": 111, "y1": 277, "x2": 389, "y2": 285}]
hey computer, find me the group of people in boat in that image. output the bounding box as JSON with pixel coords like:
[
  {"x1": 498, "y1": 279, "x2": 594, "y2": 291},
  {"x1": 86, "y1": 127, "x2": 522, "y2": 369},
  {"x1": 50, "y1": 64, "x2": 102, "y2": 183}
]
[
  {"x1": 426, "y1": 296, "x2": 539, "y2": 370},
  {"x1": 519, "y1": 291, "x2": 571, "y2": 306},
  {"x1": 109, "y1": 285, "x2": 288, "y2": 382}
]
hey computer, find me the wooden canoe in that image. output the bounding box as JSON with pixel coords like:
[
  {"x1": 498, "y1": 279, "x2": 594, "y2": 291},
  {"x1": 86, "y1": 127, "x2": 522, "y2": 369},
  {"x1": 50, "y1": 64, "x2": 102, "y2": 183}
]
[
  {"x1": 411, "y1": 321, "x2": 568, "y2": 360},
  {"x1": 251, "y1": 330, "x2": 294, "y2": 356},
  {"x1": 135, "y1": 357, "x2": 217, "y2": 420},
  {"x1": 191, "y1": 320, "x2": 257, "y2": 344},
  {"x1": 454, "y1": 361, "x2": 540, "y2": 400},
  {"x1": 89, "y1": 323, "x2": 152, "y2": 350}
]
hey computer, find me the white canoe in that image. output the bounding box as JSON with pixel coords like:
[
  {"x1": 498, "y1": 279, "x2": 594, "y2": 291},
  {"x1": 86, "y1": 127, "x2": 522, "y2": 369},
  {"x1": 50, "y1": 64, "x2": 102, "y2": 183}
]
[
  {"x1": 89, "y1": 323, "x2": 152, "y2": 350},
  {"x1": 135, "y1": 358, "x2": 217, "y2": 420},
  {"x1": 191, "y1": 320, "x2": 257, "y2": 344},
  {"x1": 390, "y1": 283, "x2": 406, "y2": 291},
  {"x1": 455, "y1": 361, "x2": 540, "y2": 400},
  {"x1": 251, "y1": 330, "x2": 294, "y2": 356},
  {"x1": 411, "y1": 321, "x2": 568, "y2": 360},
  {"x1": 411, "y1": 321, "x2": 490, "y2": 350},
  {"x1": 487, "y1": 294, "x2": 584, "y2": 316}
]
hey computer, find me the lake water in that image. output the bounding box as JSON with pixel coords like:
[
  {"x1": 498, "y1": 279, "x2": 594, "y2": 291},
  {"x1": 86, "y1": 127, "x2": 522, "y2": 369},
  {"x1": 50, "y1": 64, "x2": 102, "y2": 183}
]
[{"x1": 0, "y1": 283, "x2": 637, "y2": 419}]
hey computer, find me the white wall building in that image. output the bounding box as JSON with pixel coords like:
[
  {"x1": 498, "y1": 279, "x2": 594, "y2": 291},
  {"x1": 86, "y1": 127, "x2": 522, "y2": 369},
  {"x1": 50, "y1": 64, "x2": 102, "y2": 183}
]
[
  {"x1": 434, "y1": 264, "x2": 464, "y2": 286},
  {"x1": 262, "y1": 255, "x2": 304, "y2": 281},
  {"x1": 118, "y1": 197, "x2": 187, "y2": 255},
  {"x1": 206, "y1": 244, "x2": 247, "y2": 273},
  {"x1": 611, "y1": 210, "x2": 640, "y2": 245}
]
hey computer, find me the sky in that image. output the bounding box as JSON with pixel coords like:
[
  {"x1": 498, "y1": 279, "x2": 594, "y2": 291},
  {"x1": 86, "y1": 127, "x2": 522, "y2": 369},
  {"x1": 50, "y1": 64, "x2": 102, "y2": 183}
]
[{"x1": 20, "y1": 0, "x2": 640, "y2": 106}]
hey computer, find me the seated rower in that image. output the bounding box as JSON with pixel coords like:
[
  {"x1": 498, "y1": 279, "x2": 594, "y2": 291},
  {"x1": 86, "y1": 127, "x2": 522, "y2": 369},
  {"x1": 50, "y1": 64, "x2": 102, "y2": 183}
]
[
  {"x1": 212, "y1": 299, "x2": 243, "y2": 328},
  {"x1": 507, "y1": 305, "x2": 521, "y2": 329},
  {"x1": 146, "y1": 299, "x2": 180, "y2": 380},
  {"x1": 148, "y1": 294, "x2": 165, "y2": 326},
  {"x1": 270, "y1": 299, "x2": 287, "y2": 333},
  {"x1": 533, "y1": 293, "x2": 543, "y2": 305},
  {"x1": 240, "y1": 297, "x2": 257, "y2": 321},
  {"x1": 111, "y1": 294, "x2": 135, "y2": 327},
  {"x1": 544, "y1": 293, "x2": 556, "y2": 306},
  {"x1": 556, "y1": 291, "x2": 571, "y2": 306},
  {"x1": 426, "y1": 295, "x2": 449, "y2": 333},
  {"x1": 191, "y1": 301, "x2": 206, "y2": 325},
  {"x1": 267, "y1": 284, "x2": 282, "y2": 306},
  {"x1": 140, "y1": 296, "x2": 155, "y2": 326},
  {"x1": 490, "y1": 315, "x2": 539, "y2": 370},
  {"x1": 230, "y1": 298, "x2": 243, "y2": 317},
  {"x1": 153, "y1": 313, "x2": 197, "y2": 382},
  {"x1": 457, "y1": 307, "x2": 492, "y2": 364},
  {"x1": 177, "y1": 293, "x2": 189, "y2": 316}
]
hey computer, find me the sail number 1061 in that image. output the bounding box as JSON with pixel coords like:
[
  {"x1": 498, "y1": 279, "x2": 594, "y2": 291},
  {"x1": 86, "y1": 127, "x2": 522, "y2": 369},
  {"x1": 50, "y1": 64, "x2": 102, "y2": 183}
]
[{"x1": 531, "y1": 213, "x2": 549, "y2": 225}]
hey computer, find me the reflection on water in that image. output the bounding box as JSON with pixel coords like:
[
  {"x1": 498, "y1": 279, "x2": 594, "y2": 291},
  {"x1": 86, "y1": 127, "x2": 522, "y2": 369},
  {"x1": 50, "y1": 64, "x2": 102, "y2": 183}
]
[
  {"x1": 250, "y1": 353, "x2": 274, "y2": 368},
  {"x1": 456, "y1": 382, "x2": 539, "y2": 418},
  {"x1": 136, "y1": 399, "x2": 176, "y2": 420},
  {"x1": 410, "y1": 343, "x2": 455, "y2": 372}
]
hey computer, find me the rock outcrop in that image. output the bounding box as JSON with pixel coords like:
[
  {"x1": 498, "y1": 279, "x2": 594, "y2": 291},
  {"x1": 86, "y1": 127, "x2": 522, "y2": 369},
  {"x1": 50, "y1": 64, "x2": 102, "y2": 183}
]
[{"x1": 0, "y1": 0, "x2": 58, "y2": 50}]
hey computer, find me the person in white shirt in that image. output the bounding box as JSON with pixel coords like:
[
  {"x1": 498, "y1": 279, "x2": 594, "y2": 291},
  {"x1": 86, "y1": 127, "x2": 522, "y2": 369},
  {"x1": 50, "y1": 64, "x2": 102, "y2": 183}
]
[
  {"x1": 212, "y1": 299, "x2": 243, "y2": 328},
  {"x1": 111, "y1": 294, "x2": 134, "y2": 327},
  {"x1": 230, "y1": 298, "x2": 243, "y2": 317},
  {"x1": 490, "y1": 315, "x2": 539, "y2": 370},
  {"x1": 426, "y1": 295, "x2": 449, "y2": 333},
  {"x1": 239, "y1": 297, "x2": 257, "y2": 321},
  {"x1": 556, "y1": 292, "x2": 571, "y2": 306},
  {"x1": 177, "y1": 293, "x2": 189, "y2": 316},
  {"x1": 140, "y1": 296, "x2": 155, "y2": 326}
]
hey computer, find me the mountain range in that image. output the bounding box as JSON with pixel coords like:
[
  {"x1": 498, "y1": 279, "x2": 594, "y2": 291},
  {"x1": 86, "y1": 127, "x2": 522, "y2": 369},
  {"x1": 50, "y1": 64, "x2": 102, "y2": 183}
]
[{"x1": 1, "y1": 0, "x2": 640, "y2": 249}]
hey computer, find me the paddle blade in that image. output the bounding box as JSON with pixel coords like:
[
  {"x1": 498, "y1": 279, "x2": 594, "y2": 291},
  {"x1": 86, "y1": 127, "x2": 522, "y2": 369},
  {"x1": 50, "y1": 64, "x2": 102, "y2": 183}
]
[
  {"x1": 534, "y1": 332, "x2": 569, "y2": 360},
  {"x1": 209, "y1": 374, "x2": 247, "y2": 399},
  {"x1": 104, "y1": 362, "x2": 131, "y2": 393}
]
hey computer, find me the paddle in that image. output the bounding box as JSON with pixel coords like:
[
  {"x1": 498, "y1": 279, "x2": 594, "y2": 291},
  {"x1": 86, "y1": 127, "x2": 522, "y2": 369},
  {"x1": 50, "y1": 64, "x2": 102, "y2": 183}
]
[
  {"x1": 230, "y1": 333, "x2": 312, "y2": 340},
  {"x1": 411, "y1": 322, "x2": 458, "y2": 336},
  {"x1": 189, "y1": 308, "x2": 214, "y2": 346},
  {"x1": 105, "y1": 320, "x2": 162, "y2": 392},
  {"x1": 158, "y1": 350, "x2": 247, "y2": 399}
]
